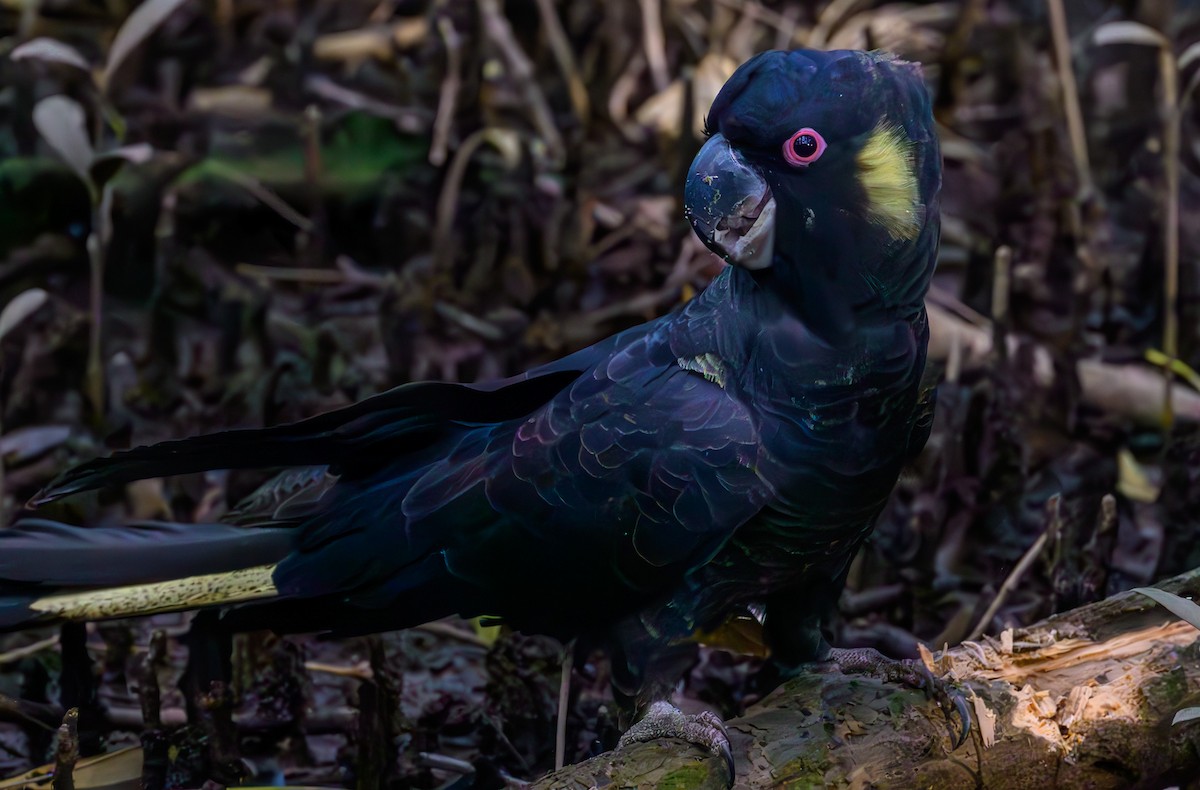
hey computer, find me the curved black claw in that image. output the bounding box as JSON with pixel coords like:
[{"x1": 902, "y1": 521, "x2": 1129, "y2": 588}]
[
  {"x1": 949, "y1": 690, "x2": 973, "y2": 749},
  {"x1": 618, "y1": 700, "x2": 734, "y2": 787},
  {"x1": 825, "y1": 647, "x2": 972, "y2": 749}
]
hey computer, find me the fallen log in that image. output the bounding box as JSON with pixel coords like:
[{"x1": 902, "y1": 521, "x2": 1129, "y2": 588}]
[
  {"x1": 926, "y1": 302, "x2": 1200, "y2": 426},
  {"x1": 533, "y1": 567, "x2": 1200, "y2": 789}
]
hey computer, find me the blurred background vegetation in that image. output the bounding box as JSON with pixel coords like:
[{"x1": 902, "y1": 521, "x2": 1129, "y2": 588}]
[{"x1": 1, "y1": 0, "x2": 1200, "y2": 786}]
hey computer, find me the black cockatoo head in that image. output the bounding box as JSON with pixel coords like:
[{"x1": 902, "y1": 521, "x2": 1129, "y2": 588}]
[{"x1": 684, "y1": 49, "x2": 940, "y2": 342}]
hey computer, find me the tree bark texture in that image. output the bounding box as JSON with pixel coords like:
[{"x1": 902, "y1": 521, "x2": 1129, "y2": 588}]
[{"x1": 534, "y1": 568, "x2": 1200, "y2": 789}]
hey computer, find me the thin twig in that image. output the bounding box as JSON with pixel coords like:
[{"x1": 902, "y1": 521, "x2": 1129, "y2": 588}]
[
  {"x1": 304, "y1": 660, "x2": 374, "y2": 680},
  {"x1": 555, "y1": 640, "x2": 574, "y2": 771},
  {"x1": 477, "y1": 0, "x2": 564, "y2": 165},
  {"x1": 534, "y1": 0, "x2": 589, "y2": 122},
  {"x1": 0, "y1": 693, "x2": 61, "y2": 732},
  {"x1": 301, "y1": 103, "x2": 325, "y2": 266},
  {"x1": 927, "y1": 286, "x2": 992, "y2": 329},
  {"x1": 419, "y1": 752, "x2": 476, "y2": 775},
  {"x1": 1160, "y1": 44, "x2": 1180, "y2": 430},
  {"x1": 52, "y1": 708, "x2": 79, "y2": 790},
  {"x1": 967, "y1": 495, "x2": 1062, "y2": 641},
  {"x1": 205, "y1": 160, "x2": 314, "y2": 232},
  {"x1": 711, "y1": 0, "x2": 799, "y2": 40},
  {"x1": 638, "y1": 0, "x2": 671, "y2": 92},
  {"x1": 1045, "y1": 0, "x2": 1092, "y2": 198},
  {"x1": 139, "y1": 631, "x2": 168, "y2": 790},
  {"x1": 304, "y1": 74, "x2": 428, "y2": 133},
  {"x1": 433, "y1": 128, "x2": 521, "y2": 271},
  {"x1": 991, "y1": 245, "x2": 1011, "y2": 366},
  {"x1": 435, "y1": 301, "x2": 505, "y2": 341},
  {"x1": 608, "y1": 52, "x2": 646, "y2": 126},
  {"x1": 236, "y1": 263, "x2": 349, "y2": 283},
  {"x1": 85, "y1": 185, "x2": 114, "y2": 418},
  {"x1": 808, "y1": 0, "x2": 870, "y2": 49},
  {"x1": 415, "y1": 620, "x2": 490, "y2": 647},
  {"x1": 0, "y1": 635, "x2": 60, "y2": 665},
  {"x1": 430, "y1": 15, "x2": 463, "y2": 167}
]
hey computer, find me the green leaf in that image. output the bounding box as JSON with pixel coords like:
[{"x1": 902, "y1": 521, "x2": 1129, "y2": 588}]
[
  {"x1": 1132, "y1": 587, "x2": 1200, "y2": 630},
  {"x1": 177, "y1": 112, "x2": 428, "y2": 199}
]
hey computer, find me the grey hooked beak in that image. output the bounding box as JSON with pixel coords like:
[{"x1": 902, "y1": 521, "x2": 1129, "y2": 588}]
[{"x1": 684, "y1": 133, "x2": 776, "y2": 270}]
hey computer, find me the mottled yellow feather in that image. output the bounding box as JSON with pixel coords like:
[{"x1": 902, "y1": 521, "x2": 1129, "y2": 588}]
[
  {"x1": 856, "y1": 122, "x2": 923, "y2": 241},
  {"x1": 29, "y1": 564, "x2": 279, "y2": 622}
]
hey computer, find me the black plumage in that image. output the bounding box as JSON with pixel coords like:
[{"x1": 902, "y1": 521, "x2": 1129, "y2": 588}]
[{"x1": 1, "y1": 48, "x2": 943, "y2": 741}]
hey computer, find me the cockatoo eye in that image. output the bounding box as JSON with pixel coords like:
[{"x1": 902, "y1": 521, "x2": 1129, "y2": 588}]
[{"x1": 783, "y1": 128, "x2": 826, "y2": 167}]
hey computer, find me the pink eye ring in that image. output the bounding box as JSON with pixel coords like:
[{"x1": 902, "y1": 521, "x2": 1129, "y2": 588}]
[{"x1": 783, "y1": 127, "x2": 826, "y2": 167}]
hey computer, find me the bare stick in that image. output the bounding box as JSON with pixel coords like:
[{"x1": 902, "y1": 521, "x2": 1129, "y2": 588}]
[
  {"x1": 967, "y1": 495, "x2": 1061, "y2": 641},
  {"x1": 205, "y1": 160, "x2": 314, "y2": 232},
  {"x1": 52, "y1": 708, "x2": 79, "y2": 790},
  {"x1": 430, "y1": 16, "x2": 463, "y2": 167},
  {"x1": 555, "y1": 641, "x2": 575, "y2": 770},
  {"x1": 534, "y1": 0, "x2": 589, "y2": 122},
  {"x1": 1045, "y1": 0, "x2": 1092, "y2": 197},
  {"x1": 477, "y1": 0, "x2": 564, "y2": 164},
  {"x1": 1160, "y1": 45, "x2": 1180, "y2": 429},
  {"x1": 638, "y1": 0, "x2": 671, "y2": 92},
  {"x1": 434, "y1": 129, "x2": 491, "y2": 271},
  {"x1": 991, "y1": 245, "x2": 1011, "y2": 365},
  {"x1": 0, "y1": 635, "x2": 60, "y2": 665}
]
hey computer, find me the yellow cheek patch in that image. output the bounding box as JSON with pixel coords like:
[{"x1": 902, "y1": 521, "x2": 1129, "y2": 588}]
[{"x1": 856, "y1": 122, "x2": 924, "y2": 241}]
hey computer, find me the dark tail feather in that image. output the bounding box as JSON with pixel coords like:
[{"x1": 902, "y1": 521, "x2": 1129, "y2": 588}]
[
  {"x1": 0, "y1": 518, "x2": 294, "y2": 629},
  {"x1": 32, "y1": 372, "x2": 580, "y2": 506},
  {"x1": 29, "y1": 413, "x2": 439, "y2": 506},
  {"x1": 0, "y1": 518, "x2": 294, "y2": 585}
]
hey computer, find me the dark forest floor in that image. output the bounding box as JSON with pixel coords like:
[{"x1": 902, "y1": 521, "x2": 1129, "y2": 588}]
[{"x1": 2, "y1": 0, "x2": 1200, "y2": 787}]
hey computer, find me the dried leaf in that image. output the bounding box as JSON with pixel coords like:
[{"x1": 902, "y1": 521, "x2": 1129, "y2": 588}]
[
  {"x1": 10, "y1": 38, "x2": 91, "y2": 72},
  {"x1": 692, "y1": 614, "x2": 767, "y2": 657},
  {"x1": 1173, "y1": 707, "x2": 1200, "y2": 726},
  {"x1": 0, "y1": 288, "x2": 48, "y2": 342},
  {"x1": 0, "y1": 425, "x2": 71, "y2": 464},
  {"x1": 90, "y1": 143, "x2": 154, "y2": 188},
  {"x1": 633, "y1": 53, "x2": 737, "y2": 139},
  {"x1": 392, "y1": 18, "x2": 429, "y2": 49},
  {"x1": 1117, "y1": 448, "x2": 1161, "y2": 503},
  {"x1": 188, "y1": 85, "x2": 273, "y2": 117},
  {"x1": 634, "y1": 80, "x2": 684, "y2": 135},
  {"x1": 1093, "y1": 21, "x2": 1168, "y2": 49},
  {"x1": 481, "y1": 128, "x2": 523, "y2": 170},
  {"x1": 32, "y1": 96, "x2": 94, "y2": 182},
  {"x1": 1178, "y1": 41, "x2": 1200, "y2": 73},
  {"x1": 314, "y1": 27, "x2": 393, "y2": 65},
  {"x1": 1144, "y1": 348, "x2": 1200, "y2": 393},
  {"x1": 692, "y1": 53, "x2": 738, "y2": 137},
  {"x1": 102, "y1": 0, "x2": 190, "y2": 90},
  {"x1": 1133, "y1": 587, "x2": 1200, "y2": 631}
]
